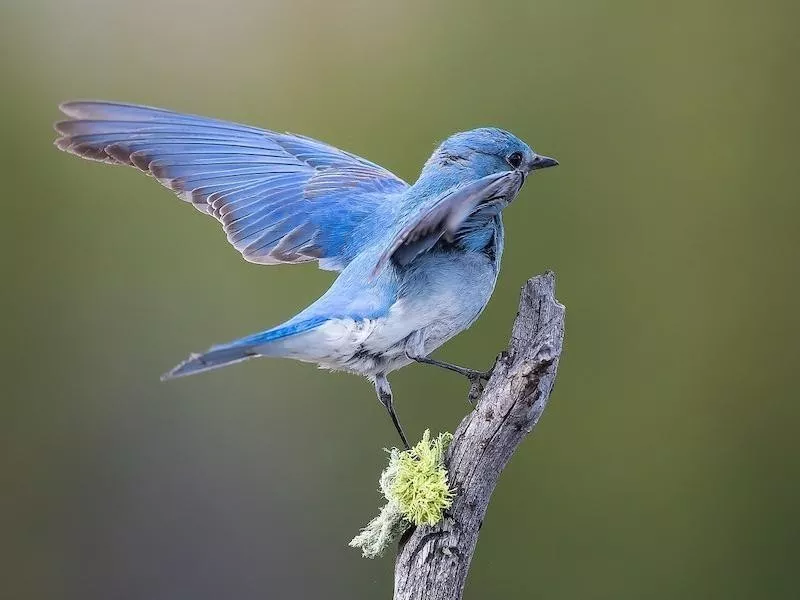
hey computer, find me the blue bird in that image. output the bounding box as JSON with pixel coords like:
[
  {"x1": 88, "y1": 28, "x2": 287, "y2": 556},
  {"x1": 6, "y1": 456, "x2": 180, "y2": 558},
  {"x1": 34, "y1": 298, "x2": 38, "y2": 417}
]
[{"x1": 54, "y1": 101, "x2": 557, "y2": 448}]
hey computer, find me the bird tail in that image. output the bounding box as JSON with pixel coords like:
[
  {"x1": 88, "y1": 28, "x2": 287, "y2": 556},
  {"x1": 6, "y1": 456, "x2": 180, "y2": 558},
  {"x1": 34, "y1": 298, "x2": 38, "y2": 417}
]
[
  {"x1": 161, "y1": 316, "x2": 328, "y2": 381},
  {"x1": 161, "y1": 344, "x2": 256, "y2": 380}
]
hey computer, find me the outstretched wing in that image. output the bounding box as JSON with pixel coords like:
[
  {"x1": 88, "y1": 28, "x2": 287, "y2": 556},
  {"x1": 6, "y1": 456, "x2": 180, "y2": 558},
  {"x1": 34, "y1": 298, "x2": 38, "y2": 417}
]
[
  {"x1": 371, "y1": 170, "x2": 523, "y2": 277},
  {"x1": 54, "y1": 101, "x2": 408, "y2": 271}
]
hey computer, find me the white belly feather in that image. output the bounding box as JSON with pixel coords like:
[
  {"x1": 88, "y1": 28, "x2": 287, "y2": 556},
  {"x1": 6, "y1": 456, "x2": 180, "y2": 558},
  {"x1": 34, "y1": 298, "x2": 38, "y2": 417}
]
[{"x1": 271, "y1": 251, "x2": 498, "y2": 376}]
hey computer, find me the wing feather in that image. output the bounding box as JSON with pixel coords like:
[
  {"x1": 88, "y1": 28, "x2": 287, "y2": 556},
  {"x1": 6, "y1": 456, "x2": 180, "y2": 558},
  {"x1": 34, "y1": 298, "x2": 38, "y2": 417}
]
[
  {"x1": 371, "y1": 170, "x2": 523, "y2": 277},
  {"x1": 55, "y1": 101, "x2": 408, "y2": 270}
]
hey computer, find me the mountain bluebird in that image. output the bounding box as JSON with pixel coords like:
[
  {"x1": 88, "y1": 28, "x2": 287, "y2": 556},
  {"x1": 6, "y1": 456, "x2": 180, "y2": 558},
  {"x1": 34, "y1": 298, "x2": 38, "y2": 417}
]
[{"x1": 54, "y1": 101, "x2": 558, "y2": 448}]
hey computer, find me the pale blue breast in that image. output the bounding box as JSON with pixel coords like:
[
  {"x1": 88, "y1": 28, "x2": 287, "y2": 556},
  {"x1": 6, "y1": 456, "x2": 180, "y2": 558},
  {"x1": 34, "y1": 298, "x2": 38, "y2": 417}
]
[{"x1": 266, "y1": 237, "x2": 501, "y2": 376}]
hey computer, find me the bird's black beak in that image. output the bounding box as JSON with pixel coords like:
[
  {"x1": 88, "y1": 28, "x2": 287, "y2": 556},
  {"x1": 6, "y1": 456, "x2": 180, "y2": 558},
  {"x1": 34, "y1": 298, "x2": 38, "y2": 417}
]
[{"x1": 530, "y1": 154, "x2": 559, "y2": 171}]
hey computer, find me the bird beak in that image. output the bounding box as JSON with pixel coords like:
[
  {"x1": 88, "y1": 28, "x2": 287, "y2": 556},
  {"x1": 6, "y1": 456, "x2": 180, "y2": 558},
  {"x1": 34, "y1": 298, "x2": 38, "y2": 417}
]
[{"x1": 530, "y1": 154, "x2": 559, "y2": 171}]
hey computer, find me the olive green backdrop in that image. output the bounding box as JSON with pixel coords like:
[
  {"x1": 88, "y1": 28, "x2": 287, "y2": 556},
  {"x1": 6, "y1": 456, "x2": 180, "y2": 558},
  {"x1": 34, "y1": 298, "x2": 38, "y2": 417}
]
[{"x1": 2, "y1": 0, "x2": 798, "y2": 598}]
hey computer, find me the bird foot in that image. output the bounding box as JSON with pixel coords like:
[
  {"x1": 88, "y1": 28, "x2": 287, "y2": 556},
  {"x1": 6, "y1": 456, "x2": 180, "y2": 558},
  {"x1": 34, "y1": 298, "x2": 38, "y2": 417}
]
[
  {"x1": 466, "y1": 370, "x2": 492, "y2": 404},
  {"x1": 405, "y1": 352, "x2": 492, "y2": 404}
]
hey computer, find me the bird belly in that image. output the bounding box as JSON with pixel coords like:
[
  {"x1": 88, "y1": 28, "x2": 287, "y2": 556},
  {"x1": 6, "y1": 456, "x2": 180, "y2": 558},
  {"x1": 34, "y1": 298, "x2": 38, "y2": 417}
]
[
  {"x1": 308, "y1": 305, "x2": 466, "y2": 376},
  {"x1": 285, "y1": 250, "x2": 497, "y2": 376}
]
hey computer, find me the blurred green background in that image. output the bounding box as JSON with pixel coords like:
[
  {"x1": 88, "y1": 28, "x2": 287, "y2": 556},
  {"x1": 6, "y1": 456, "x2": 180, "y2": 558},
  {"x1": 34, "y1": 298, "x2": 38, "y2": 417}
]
[{"x1": 2, "y1": 0, "x2": 798, "y2": 598}]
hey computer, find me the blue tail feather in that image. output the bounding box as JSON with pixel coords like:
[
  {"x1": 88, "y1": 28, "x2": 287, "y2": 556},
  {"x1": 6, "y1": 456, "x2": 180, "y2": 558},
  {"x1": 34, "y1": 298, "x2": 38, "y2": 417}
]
[{"x1": 161, "y1": 316, "x2": 328, "y2": 380}]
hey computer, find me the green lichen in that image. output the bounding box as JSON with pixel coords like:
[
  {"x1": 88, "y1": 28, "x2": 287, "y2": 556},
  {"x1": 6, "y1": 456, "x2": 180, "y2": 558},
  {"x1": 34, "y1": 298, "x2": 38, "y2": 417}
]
[
  {"x1": 349, "y1": 430, "x2": 454, "y2": 559},
  {"x1": 391, "y1": 430, "x2": 454, "y2": 526}
]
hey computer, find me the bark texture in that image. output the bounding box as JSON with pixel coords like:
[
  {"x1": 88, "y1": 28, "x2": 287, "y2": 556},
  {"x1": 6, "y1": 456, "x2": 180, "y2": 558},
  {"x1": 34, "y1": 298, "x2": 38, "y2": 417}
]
[{"x1": 394, "y1": 271, "x2": 566, "y2": 600}]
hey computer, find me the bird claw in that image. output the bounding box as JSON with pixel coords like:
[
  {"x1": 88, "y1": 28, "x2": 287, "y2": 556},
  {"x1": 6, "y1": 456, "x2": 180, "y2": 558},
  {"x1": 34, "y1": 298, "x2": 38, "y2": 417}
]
[
  {"x1": 405, "y1": 351, "x2": 492, "y2": 404},
  {"x1": 466, "y1": 370, "x2": 492, "y2": 404}
]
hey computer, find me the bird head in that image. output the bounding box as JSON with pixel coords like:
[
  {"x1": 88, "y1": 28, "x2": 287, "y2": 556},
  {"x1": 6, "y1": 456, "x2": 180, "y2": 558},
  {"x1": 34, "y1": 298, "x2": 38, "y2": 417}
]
[{"x1": 418, "y1": 128, "x2": 557, "y2": 191}]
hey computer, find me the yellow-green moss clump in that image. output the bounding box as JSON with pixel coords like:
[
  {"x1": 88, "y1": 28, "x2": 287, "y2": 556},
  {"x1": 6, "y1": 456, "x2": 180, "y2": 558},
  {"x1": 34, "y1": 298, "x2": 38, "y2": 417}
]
[{"x1": 350, "y1": 430, "x2": 454, "y2": 558}]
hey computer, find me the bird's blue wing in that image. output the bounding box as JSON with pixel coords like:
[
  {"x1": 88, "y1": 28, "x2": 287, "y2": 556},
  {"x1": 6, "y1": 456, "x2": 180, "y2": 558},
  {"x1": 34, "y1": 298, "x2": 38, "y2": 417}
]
[
  {"x1": 371, "y1": 170, "x2": 524, "y2": 277},
  {"x1": 55, "y1": 101, "x2": 408, "y2": 271}
]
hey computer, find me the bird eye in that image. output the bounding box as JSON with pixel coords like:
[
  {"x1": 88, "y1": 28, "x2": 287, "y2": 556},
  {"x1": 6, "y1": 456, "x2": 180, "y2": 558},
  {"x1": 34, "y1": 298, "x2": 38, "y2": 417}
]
[{"x1": 507, "y1": 152, "x2": 523, "y2": 169}]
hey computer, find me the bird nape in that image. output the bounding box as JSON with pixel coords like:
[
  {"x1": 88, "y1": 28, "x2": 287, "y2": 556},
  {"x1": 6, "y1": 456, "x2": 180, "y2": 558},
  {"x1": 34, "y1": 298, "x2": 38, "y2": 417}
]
[{"x1": 54, "y1": 101, "x2": 558, "y2": 448}]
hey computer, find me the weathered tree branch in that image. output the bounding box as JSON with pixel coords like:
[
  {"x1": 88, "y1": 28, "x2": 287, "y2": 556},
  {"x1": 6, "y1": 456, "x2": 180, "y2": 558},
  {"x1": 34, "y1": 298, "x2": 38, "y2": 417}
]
[{"x1": 394, "y1": 271, "x2": 566, "y2": 600}]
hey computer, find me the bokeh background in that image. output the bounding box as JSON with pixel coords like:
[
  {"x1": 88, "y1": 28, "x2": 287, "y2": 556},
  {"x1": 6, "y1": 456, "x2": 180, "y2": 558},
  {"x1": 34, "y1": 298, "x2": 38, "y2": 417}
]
[{"x1": 2, "y1": 0, "x2": 798, "y2": 598}]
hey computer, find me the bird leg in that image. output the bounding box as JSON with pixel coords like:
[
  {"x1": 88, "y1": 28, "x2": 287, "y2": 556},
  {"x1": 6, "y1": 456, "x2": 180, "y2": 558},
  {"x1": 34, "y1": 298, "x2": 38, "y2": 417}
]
[
  {"x1": 405, "y1": 352, "x2": 492, "y2": 404},
  {"x1": 374, "y1": 374, "x2": 410, "y2": 450}
]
